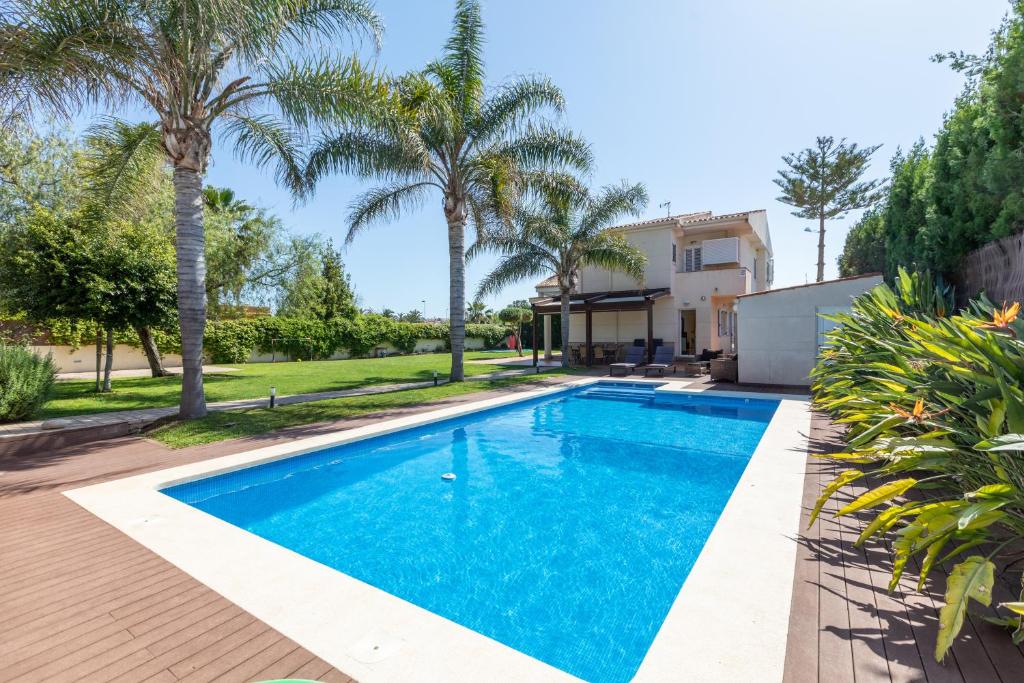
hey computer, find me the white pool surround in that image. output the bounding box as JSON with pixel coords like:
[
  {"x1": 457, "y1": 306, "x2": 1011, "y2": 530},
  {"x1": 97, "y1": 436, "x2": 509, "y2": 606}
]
[{"x1": 66, "y1": 378, "x2": 811, "y2": 683}]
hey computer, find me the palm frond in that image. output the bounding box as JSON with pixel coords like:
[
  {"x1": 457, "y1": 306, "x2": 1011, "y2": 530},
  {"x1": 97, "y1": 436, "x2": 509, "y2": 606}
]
[
  {"x1": 222, "y1": 114, "x2": 306, "y2": 197},
  {"x1": 472, "y1": 74, "x2": 565, "y2": 144},
  {"x1": 249, "y1": 55, "x2": 388, "y2": 128},
  {"x1": 304, "y1": 128, "x2": 430, "y2": 187},
  {"x1": 475, "y1": 250, "x2": 551, "y2": 299},
  {"x1": 582, "y1": 232, "x2": 647, "y2": 283},
  {"x1": 347, "y1": 181, "x2": 434, "y2": 242},
  {"x1": 231, "y1": 0, "x2": 383, "y2": 63},
  {"x1": 442, "y1": 0, "x2": 485, "y2": 118},
  {"x1": 81, "y1": 117, "x2": 164, "y2": 216},
  {"x1": 492, "y1": 124, "x2": 593, "y2": 174},
  {"x1": 581, "y1": 180, "x2": 648, "y2": 234},
  {"x1": 0, "y1": 0, "x2": 145, "y2": 119}
]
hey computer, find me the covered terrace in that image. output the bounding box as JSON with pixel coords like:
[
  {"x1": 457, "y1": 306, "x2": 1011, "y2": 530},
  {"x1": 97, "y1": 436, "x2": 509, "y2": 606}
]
[{"x1": 530, "y1": 288, "x2": 671, "y2": 367}]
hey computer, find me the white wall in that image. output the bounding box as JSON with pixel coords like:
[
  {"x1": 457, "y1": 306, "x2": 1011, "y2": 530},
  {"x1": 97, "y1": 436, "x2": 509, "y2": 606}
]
[
  {"x1": 737, "y1": 275, "x2": 883, "y2": 386},
  {"x1": 565, "y1": 300, "x2": 675, "y2": 348},
  {"x1": 579, "y1": 227, "x2": 673, "y2": 292}
]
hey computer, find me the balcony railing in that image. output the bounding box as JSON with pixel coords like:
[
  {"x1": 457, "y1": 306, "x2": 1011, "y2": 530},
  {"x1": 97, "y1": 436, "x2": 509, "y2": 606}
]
[{"x1": 672, "y1": 267, "x2": 752, "y2": 301}]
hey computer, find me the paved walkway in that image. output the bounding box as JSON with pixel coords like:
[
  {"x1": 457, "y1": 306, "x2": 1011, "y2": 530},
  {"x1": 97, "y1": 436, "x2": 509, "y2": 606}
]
[
  {"x1": 56, "y1": 365, "x2": 238, "y2": 382},
  {"x1": 0, "y1": 366, "x2": 561, "y2": 456}
]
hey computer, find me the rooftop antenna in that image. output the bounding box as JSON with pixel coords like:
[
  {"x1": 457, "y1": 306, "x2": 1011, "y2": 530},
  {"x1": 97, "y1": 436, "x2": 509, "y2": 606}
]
[{"x1": 658, "y1": 201, "x2": 672, "y2": 217}]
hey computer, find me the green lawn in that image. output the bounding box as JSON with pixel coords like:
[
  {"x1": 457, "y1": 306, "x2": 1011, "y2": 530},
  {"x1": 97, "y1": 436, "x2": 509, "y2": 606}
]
[
  {"x1": 41, "y1": 351, "x2": 523, "y2": 419},
  {"x1": 151, "y1": 372, "x2": 566, "y2": 448}
]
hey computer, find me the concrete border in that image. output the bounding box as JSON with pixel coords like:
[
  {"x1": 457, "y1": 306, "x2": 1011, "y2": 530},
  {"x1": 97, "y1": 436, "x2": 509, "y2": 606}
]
[{"x1": 65, "y1": 378, "x2": 811, "y2": 683}]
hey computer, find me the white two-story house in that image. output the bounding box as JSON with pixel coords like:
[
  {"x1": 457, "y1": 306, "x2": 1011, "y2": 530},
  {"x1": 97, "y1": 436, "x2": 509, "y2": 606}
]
[{"x1": 531, "y1": 209, "x2": 772, "y2": 363}]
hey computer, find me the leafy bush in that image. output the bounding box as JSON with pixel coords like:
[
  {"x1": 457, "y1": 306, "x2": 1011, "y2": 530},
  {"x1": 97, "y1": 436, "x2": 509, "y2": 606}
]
[
  {"x1": 199, "y1": 316, "x2": 508, "y2": 362},
  {"x1": 811, "y1": 269, "x2": 1024, "y2": 660},
  {"x1": 0, "y1": 345, "x2": 57, "y2": 422}
]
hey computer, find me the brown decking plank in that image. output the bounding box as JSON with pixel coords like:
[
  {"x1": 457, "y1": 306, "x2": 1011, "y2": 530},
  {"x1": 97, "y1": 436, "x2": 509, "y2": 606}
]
[
  {"x1": 1, "y1": 558, "x2": 173, "y2": 622},
  {"x1": 830, "y1": 478, "x2": 893, "y2": 682},
  {"x1": 219, "y1": 639, "x2": 304, "y2": 683},
  {"x1": 782, "y1": 447, "x2": 824, "y2": 682},
  {"x1": 0, "y1": 572, "x2": 194, "y2": 637},
  {"x1": 249, "y1": 644, "x2": 315, "y2": 681},
  {"x1": 172, "y1": 627, "x2": 282, "y2": 681},
  {"x1": 816, "y1": 468, "x2": 857, "y2": 683},
  {"x1": 288, "y1": 657, "x2": 335, "y2": 681},
  {"x1": 7, "y1": 627, "x2": 136, "y2": 682}
]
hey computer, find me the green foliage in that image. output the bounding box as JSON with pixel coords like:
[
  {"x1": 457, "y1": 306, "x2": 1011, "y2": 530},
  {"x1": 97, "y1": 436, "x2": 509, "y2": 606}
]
[
  {"x1": 810, "y1": 268, "x2": 1024, "y2": 659},
  {"x1": 838, "y1": 209, "x2": 886, "y2": 277},
  {"x1": 0, "y1": 121, "x2": 81, "y2": 226},
  {"x1": 0, "y1": 206, "x2": 177, "y2": 332},
  {"x1": 841, "y1": 5, "x2": 1024, "y2": 278},
  {"x1": 0, "y1": 344, "x2": 56, "y2": 422},
  {"x1": 199, "y1": 316, "x2": 507, "y2": 363},
  {"x1": 775, "y1": 136, "x2": 885, "y2": 221}
]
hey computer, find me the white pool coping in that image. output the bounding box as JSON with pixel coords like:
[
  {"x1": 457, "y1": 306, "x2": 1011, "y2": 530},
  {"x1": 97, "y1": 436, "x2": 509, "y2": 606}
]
[{"x1": 65, "y1": 378, "x2": 812, "y2": 683}]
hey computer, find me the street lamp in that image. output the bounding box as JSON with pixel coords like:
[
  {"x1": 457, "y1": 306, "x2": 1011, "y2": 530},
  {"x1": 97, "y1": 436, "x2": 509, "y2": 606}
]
[{"x1": 421, "y1": 299, "x2": 426, "y2": 319}]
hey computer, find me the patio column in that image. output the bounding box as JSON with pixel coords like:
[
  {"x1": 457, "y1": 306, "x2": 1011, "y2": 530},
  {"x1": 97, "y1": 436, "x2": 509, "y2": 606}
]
[
  {"x1": 543, "y1": 314, "x2": 553, "y2": 360},
  {"x1": 585, "y1": 306, "x2": 593, "y2": 367},
  {"x1": 646, "y1": 299, "x2": 654, "y2": 364},
  {"x1": 531, "y1": 305, "x2": 538, "y2": 367}
]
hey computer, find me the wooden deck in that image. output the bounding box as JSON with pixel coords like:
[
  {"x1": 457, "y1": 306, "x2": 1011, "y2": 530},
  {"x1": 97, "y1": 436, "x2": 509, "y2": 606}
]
[
  {"x1": 2, "y1": 378, "x2": 1022, "y2": 682},
  {"x1": 784, "y1": 413, "x2": 1024, "y2": 682}
]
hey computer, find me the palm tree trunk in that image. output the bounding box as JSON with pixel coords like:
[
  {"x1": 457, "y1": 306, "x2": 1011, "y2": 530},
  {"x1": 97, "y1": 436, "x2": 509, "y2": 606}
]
[
  {"x1": 816, "y1": 213, "x2": 826, "y2": 283},
  {"x1": 136, "y1": 325, "x2": 169, "y2": 377},
  {"x1": 560, "y1": 289, "x2": 571, "y2": 368},
  {"x1": 447, "y1": 212, "x2": 466, "y2": 382},
  {"x1": 173, "y1": 167, "x2": 208, "y2": 418},
  {"x1": 102, "y1": 328, "x2": 114, "y2": 392}
]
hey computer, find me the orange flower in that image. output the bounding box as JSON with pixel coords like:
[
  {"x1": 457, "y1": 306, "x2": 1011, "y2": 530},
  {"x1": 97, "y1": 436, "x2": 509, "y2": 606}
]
[
  {"x1": 890, "y1": 399, "x2": 950, "y2": 424},
  {"x1": 991, "y1": 302, "x2": 1020, "y2": 328}
]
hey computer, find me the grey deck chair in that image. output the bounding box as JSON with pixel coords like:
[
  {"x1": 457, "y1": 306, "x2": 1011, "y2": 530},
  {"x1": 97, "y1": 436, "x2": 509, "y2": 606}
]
[{"x1": 609, "y1": 345, "x2": 645, "y2": 376}]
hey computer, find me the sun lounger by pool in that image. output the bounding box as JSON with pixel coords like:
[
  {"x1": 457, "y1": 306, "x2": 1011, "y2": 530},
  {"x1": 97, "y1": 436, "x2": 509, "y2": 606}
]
[{"x1": 609, "y1": 345, "x2": 645, "y2": 376}]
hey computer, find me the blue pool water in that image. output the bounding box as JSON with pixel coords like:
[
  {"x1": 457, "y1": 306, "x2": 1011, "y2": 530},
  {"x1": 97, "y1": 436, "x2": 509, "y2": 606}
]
[{"x1": 164, "y1": 383, "x2": 778, "y2": 682}]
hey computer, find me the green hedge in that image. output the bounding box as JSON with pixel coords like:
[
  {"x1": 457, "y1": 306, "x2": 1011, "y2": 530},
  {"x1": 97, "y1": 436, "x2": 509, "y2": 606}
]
[
  {"x1": 0, "y1": 344, "x2": 57, "y2": 422},
  {"x1": 4, "y1": 315, "x2": 510, "y2": 364},
  {"x1": 200, "y1": 316, "x2": 508, "y2": 364}
]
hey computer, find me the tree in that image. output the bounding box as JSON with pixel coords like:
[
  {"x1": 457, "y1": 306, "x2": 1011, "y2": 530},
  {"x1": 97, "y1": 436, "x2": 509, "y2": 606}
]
[
  {"x1": 473, "y1": 176, "x2": 648, "y2": 368},
  {"x1": 0, "y1": 206, "x2": 176, "y2": 391},
  {"x1": 302, "y1": 0, "x2": 591, "y2": 381},
  {"x1": 277, "y1": 240, "x2": 358, "y2": 320},
  {"x1": 0, "y1": 121, "x2": 81, "y2": 226},
  {"x1": 466, "y1": 300, "x2": 493, "y2": 323},
  {"x1": 1, "y1": 0, "x2": 385, "y2": 418},
  {"x1": 398, "y1": 309, "x2": 424, "y2": 323},
  {"x1": 497, "y1": 305, "x2": 531, "y2": 356},
  {"x1": 775, "y1": 136, "x2": 885, "y2": 282},
  {"x1": 838, "y1": 209, "x2": 886, "y2": 277}
]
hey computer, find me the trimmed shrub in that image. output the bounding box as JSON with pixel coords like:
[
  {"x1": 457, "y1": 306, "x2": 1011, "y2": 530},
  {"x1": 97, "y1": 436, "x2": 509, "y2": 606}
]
[{"x1": 0, "y1": 345, "x2": 57, "y2": 422}]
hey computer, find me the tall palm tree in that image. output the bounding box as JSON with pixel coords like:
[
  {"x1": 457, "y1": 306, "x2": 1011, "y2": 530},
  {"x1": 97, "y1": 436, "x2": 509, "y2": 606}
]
[
  {"x1": 0, "y1": 0, "x2": 385, "y2": 418},
  {"x1": 473, "y1": 177, "x2": 649, "y2": 367},
  {"x1": 302, "y1": 0, "x2": 591, "y2": 381}
]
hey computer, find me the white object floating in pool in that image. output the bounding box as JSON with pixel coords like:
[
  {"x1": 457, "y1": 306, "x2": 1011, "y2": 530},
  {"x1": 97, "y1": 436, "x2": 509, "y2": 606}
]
[{"x1": 441, "y1": 472, "x2": 457, "y2": 481}]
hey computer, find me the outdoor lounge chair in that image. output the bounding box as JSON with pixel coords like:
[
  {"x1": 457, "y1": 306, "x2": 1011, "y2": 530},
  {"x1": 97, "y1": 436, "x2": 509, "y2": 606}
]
[
  {"x1": 609, "y1": 345, "x2": 645, "y2": 376},
  {"x1": 641, "y1": 344, "x2": 677, "y2": 377}
]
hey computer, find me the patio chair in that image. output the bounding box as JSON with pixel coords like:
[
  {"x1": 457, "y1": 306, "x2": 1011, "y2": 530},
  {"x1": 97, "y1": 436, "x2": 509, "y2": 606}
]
[
  {"x1": 609, "y1": 345, "x2": 645, "y2": 376},
  {"x1": 641, "y1": 344, "x2": 677, "y2": 377}
]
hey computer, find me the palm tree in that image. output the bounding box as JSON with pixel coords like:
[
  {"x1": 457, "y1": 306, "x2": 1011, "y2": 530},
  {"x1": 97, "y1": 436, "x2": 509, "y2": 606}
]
[
  {"x1": 474, "y1": 177, "x2": 648, "y2": 367},
  {"x1": 302, "y1": 0, "x2": 591, "y2": 381},
  {"x1": 0, "y1": 0, "x2": 385, "y2": 418},
  {"x1": 466, "y1": 299, "x2": 493, "y2": 324}
]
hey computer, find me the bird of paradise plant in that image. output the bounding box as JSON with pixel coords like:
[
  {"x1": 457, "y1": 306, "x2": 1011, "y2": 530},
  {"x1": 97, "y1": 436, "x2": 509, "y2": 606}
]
[{"x1": 811, "y1": 268, "x2": 1024, "y2": 660}]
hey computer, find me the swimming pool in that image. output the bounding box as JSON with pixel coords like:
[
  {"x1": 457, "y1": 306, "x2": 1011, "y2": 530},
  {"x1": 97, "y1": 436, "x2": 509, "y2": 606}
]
[{"x1": 162, "y1": 382, "x2": 778, "y2": 683}]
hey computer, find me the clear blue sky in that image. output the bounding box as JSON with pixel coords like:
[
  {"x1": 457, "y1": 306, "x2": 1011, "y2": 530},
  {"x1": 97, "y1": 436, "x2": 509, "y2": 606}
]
[{"x1": 74, "y1": 0, "x2": 1011, "y2": 316}]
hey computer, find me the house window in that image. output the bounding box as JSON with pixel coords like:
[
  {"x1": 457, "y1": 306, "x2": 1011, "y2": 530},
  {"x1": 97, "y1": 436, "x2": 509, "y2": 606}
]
[
  {"x1": 683, "y1": 246, "x2": 702, "y2": 272},
  {"x1": 672, "y1": 243, "x2": 677, "y2": 263},
  {"x1": 753, "y1": 256, "x2": 757, "y2": 280}
]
